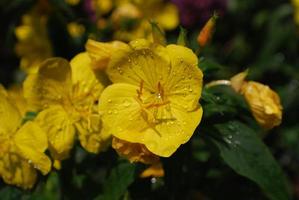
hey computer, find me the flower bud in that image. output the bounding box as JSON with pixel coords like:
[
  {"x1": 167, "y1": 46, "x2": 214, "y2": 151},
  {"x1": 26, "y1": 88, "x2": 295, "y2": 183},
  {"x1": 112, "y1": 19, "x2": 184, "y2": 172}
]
[
  {"x1": 197, "y1": 13, "x2": 218, "y2": 48},
  {"x1": 240, "y1": 81, "x2": 282, "y2": 129}
]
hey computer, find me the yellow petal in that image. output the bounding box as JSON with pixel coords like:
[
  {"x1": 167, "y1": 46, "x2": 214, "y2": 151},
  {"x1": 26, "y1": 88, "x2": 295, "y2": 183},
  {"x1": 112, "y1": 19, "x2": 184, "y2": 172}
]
[
  {"x1": 241, "y1": 81, "x2": 282, "y2": 129},
  {"x1": 112, "y1": 137, "x2": 160, "y2": 164},
  {"x1": 140, "y1": 162, "x2": 164, "y2": 178},
  {"x1": 7, "y1": 85, "x2": 28, "y2": 117},
  {"x1": 85, "y1": 39, "x2": 128, "y2": 70},
  {"x1": 70, "y1": 52, "x2": 106, "y2": 102},
  {"x1": 14, "y1": 121, "x2": 51, "y2": 175},
  {"x1": 99, "y1": 83, "x2": 203, "y2": 157},
  {"x1": 99, "y1": 83, "x2": 149, "y2": 135},
  {"x1": 140, "y1": 105, "x2": 203, "y2": 157},
  {"x1": 75, "y1": 114, "x2": 111, "y2": 153},
  {"x1": 0, "y1": 152, "x2": 37, "y2": 189},
  {"x1": 107, "y1": 39, "x2": 170, "y2": 91},
  {"x1": 0, "y1": 87, "x2": 22, "y2": 134},
  {"x1": 165, "y1": 44, "x2": 203, "y2": 111},
  {"x1": 23, "y1": 58, "x2": 72, "y2": 111},
  {"x1": 230, "y1": 70, "x2": 248, "y2": 92},
  {"x1": 35, "y1": 105, "x2": 76, "y2": 160},
  {"x1": 154, "y1": 3, "x2": 179, "y2": 30}
]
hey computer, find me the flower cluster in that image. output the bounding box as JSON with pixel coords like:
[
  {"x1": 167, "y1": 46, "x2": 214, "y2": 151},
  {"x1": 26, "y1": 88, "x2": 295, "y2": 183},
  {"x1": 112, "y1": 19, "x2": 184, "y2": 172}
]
[
  {"x1": 0, "y1": 1, "x2": 285, "y2": 193},
  {"x1": 1, "y1": 30, "x2": 204, "y2": 187}
]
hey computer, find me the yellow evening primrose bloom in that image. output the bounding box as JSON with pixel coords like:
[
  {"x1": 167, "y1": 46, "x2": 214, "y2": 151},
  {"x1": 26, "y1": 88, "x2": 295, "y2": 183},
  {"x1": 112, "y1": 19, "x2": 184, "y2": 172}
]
[
  {"x1": 0, "y1": 86, "x2": 51, "y2": 189},
  {"x1": 24, "y1": 55, "x2": 109, "y2": 164},
  {"x1": 15, "y1": 11, "x2": 52, "y2": 73},
  {"x1": 99, "y1": 39, "x2": 203, "y2": 157}
]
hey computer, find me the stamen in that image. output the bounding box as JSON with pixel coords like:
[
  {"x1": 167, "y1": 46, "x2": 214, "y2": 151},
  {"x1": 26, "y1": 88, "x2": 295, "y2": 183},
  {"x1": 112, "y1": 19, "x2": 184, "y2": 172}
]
[
  {"x1": 137, "y1": 80, "x2": 144, "y2": 99},
  {"x1": 157, "y1": 82, "x2": 164, "y2": 100}
]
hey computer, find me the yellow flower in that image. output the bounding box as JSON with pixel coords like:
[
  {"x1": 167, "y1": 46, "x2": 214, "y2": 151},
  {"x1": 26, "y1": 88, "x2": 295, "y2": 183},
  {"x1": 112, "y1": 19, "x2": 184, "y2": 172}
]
[
  {"x1": 112, "y1": 137, "x2": 160, "y2": 164},
  {"x1": 99, "y1": 39, "x2": 203, "y2": 157},
  {"x1": 111, "y1": 0, "x2": 179, "y2": 41},
  {"x1": 240, "y1": 81, "x2": 282, "y2": 129},
  {"x1": 15, "y1": 11, "x2": 52, "y2": 73},
  {"x1": 0, "y1": 86, "x2": 51, "y2": 189},
  {"x1": 24, "y1": 55, "x2": 109, "y2": 164},
  {"x1": 67, "y1": 22, "x2": 86, "y2": 38}
]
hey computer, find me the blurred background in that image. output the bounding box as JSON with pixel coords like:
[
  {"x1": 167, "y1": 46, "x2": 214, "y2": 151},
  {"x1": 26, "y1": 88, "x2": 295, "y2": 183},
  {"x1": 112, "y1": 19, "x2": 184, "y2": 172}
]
[{"x1": 0, "y1": 0, "x2": 299, "y2": 199}]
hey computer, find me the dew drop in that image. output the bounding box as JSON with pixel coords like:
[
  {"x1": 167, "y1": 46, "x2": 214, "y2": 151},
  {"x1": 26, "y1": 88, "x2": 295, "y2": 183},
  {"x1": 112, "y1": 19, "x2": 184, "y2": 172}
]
[
  {"x1": 108, "y1": 99, "x2": 112, "y2": 103},
  {"x1": 123, "y1": 100, "x2": 131, "y2": 107},
  {"x1": 108, "y1": 110, "x2": 113, "y2": 114},
  {"x1": 28, "y1": 160, "x2": 32, "y2": 164},
  {"x1": 151, "y1": 177, "x2": 157, "y2": 184}
]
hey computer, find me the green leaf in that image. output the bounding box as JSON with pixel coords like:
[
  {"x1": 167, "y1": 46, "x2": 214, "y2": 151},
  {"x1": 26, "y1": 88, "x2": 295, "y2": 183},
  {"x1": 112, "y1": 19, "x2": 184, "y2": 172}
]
[
  {"x1": 206, "y1": 121, "x2": 290, "y2": 200},
  {"x1": 95, "y1": 161, "x2": 136, "y2": 200},
  {"x1": 0, "y1": 186, "x2": 22, "y2": 200}
]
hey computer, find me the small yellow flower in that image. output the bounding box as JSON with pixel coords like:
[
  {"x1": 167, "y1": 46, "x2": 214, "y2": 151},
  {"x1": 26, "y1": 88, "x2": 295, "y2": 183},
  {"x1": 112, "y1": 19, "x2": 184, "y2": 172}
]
[
  {"x1": 0, "y1": 86, "x2": 51, "y2": 189},
  {"x1": 112, "y1": 137, "x2": 160, "y2": 164},
  {"x1": 24, "y1": 55, "x2": 109, "y2": 164},
  {"x1": 99, "y1": 39, "x2": 203, "y2": 157},
  {"x1": 67, "y1": 22, "x2": 86, "y2": 38},
  {"x1": 240, "y1": 81, "x2": 282, "y2": 129},
  {"x1": 111, "y1": 0, "x2": 179, "y2": 41},
  {"x1": 15, "y1": 12, "x2": 52, "y2": 73}
]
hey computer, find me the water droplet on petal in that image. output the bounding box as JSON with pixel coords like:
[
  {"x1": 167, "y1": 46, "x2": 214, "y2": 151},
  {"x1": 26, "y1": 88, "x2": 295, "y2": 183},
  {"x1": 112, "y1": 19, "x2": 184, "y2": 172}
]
[
  {"x1": 123, "y1": 99, "x2": 131, "y2": 107},
  {"x1": 108, "y1": 110, "x2": 113, "y2": 114},
  {"x1": 108, "y1": 99, "x2": 112, "y2": 103},
  {"x1": 28, "y1": 160, "x2": 32, "y2": 164}
]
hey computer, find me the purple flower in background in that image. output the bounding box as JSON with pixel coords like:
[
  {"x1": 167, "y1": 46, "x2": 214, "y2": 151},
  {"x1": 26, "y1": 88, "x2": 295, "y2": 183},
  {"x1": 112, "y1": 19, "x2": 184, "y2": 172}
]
[
  {"x1": 84, "y1": 0, "x2": 96, "y2": 22},
  {"x1": 172, "y1": 0, "x2": 228, "y2": 27}
]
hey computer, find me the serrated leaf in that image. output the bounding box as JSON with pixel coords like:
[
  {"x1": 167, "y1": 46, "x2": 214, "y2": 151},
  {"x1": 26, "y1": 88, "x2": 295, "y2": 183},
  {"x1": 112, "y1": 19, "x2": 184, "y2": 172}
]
[
  {"x1": 95, "y1": 162, "x2": 136, "y2": 200},
  {"x1": 206, "y1": 121, "x2": 290, "y2": 200}
]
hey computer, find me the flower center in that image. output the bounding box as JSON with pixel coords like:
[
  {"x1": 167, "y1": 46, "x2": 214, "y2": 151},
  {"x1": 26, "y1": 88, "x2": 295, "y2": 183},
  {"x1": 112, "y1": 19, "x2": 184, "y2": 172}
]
[{"x1": 136, "y1": 80, "x2": 172, "y2": 125}]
